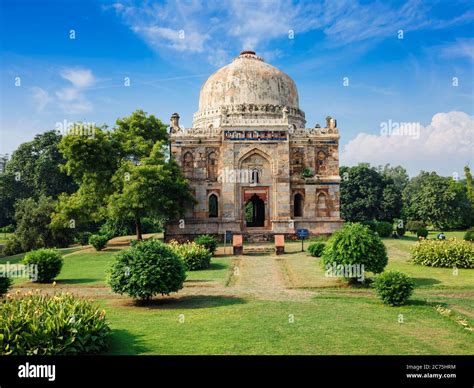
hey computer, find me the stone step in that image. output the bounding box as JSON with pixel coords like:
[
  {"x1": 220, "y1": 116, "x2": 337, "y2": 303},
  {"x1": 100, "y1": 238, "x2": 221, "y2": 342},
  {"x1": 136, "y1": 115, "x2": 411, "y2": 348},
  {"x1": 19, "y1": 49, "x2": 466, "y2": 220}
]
[{"x1": 243, "y1": 246, "x2": 275, "y2": 253}]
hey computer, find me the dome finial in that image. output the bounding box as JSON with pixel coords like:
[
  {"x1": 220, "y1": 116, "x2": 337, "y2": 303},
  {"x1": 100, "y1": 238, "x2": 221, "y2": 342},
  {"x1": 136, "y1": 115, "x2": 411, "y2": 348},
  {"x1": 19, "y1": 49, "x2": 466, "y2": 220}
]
[{"x1": 237, "y1": 50, "x2": 263, "y2": 61}]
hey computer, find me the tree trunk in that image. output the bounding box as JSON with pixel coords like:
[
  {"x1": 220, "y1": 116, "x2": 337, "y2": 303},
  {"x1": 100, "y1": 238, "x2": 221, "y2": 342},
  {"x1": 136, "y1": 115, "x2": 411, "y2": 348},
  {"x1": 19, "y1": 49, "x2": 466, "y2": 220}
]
[{"x1": 135, "y1": 216, "x2": 143, "y2": 240}]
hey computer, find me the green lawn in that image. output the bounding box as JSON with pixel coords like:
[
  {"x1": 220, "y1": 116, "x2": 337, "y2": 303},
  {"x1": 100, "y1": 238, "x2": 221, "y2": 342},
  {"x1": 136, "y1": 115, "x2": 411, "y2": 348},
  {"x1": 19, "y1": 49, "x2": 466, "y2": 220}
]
[
  {"x1": 103, "y1": 294, "x2": 473, "y2": 355},
  {"x1": 2, "y1": 232, "x2": 473, "y2": 355}
]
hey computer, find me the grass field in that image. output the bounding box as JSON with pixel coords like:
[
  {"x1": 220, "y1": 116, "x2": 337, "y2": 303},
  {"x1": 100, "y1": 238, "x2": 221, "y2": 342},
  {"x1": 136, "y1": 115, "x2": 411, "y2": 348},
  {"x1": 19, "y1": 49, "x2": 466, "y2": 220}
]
[{"x1": 1, "y1": 231, "x2": 473, "y2": 355}]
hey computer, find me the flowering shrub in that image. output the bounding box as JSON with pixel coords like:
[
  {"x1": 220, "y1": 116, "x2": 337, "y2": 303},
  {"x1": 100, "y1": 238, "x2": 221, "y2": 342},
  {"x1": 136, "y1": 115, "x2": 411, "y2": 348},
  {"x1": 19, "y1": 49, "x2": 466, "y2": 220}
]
[
  {"x1": 169, "y1": 240, "x2": 212, "y2": 270},
  {"x1": 411, "y1": 238, "x2": 474, "y2": 268},
  {"x1": 0, "y1": 291, "x2": 110, "y2": 355}
]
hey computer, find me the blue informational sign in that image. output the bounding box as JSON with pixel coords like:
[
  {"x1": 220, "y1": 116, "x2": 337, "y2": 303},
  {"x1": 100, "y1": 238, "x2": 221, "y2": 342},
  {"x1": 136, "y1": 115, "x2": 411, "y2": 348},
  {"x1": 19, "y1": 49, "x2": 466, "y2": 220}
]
[
  {"x1": 225, "y1": 230, "x2": 232, "y2": 243},
  {"x1": 296, "y1": 229, "x2": 309, "y2": 239}
]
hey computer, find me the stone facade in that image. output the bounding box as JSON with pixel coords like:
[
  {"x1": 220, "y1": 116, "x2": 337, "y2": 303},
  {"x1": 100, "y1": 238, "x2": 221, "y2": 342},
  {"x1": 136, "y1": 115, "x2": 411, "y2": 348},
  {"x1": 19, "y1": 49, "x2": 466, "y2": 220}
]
[{"x1": 165, "y1": 51, "x2": 342, "y2": 241}]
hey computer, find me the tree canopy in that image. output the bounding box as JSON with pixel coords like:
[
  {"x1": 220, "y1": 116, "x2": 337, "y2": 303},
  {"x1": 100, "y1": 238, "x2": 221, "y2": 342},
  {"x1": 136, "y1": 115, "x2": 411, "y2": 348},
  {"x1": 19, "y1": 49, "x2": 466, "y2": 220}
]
[{"x1": 53, "y1": 110, "x2": 194, "y2": 239}]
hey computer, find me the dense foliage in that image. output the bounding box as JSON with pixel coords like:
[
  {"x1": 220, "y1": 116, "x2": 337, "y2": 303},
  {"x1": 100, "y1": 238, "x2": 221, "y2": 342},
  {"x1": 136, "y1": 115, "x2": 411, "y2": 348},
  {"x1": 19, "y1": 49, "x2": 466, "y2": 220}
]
[
  {"x1": 169, "y1": 240, "x2": 212, "y2": 270},
  {"x1": 403, "y1": 171, "x2": 472, "y2": 229},
  {"x1": 307, "y1": 242, "x2": 326, "y2": 257},
  {"x1": 322, "y1": 223, "x2": 388, "y2": 275},
  {"x1": 340, "y1": 164, "x2": 406, "y2": 222},
  {"x1": 411, "y1": 239, "x2": 474, "y2": 268},
  {"x1": 464, "y1": 227, "x2": 474, "y2": 242},
  {"x1": 375, "y1": 221, "x2": 393, "y2": 237},
  {"x1": 194, "y1": 235, "x2": 218, "y2": 255},
  {"x1": 416, "y1": 227, "x2": 428, "y2": 238},
  {"x1": 406, "y1": 220, "x2": 425, "y2": 234},
  {"x1": 0, "y1": 292, "x2": 110, "y2": 355},
  {"x1": 54, "y1": 110, "x2": 195, "y2": 240},
  {"x1": 22, "y1": 249, "x2": 63, "y2": 283},
  {"x1": 373, "y1": 271, "x2": 415, "y2": 306},
  {"x1": 0, "y1": 276, "x2": 12, "y2": 297},
  {"x1": 0, "y1": 131, "x2": 77, "y2": 227},
  {"x1": 108, "y1": 239, "x2": 186, "y2": 300},
  {"x1": 2, "y1": 195, "x2": 74, "y2": 256},
  {"x1": 88, "y1": 234, "x2": 108, "y2": 251}
]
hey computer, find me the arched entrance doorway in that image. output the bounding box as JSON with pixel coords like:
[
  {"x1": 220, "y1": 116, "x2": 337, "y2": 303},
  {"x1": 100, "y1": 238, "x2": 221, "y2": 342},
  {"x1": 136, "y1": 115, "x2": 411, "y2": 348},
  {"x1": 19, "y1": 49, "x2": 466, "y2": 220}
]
[{"x1": 245, "y1": 194, "x2": 265, "y2": 227}]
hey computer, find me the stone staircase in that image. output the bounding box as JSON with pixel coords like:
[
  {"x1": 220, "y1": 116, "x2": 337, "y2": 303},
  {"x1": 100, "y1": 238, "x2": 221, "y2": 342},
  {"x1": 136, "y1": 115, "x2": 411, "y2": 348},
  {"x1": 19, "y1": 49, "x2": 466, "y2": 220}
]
[{"x1": 243, "y1": 244, "x2": 275, "y2": 254}]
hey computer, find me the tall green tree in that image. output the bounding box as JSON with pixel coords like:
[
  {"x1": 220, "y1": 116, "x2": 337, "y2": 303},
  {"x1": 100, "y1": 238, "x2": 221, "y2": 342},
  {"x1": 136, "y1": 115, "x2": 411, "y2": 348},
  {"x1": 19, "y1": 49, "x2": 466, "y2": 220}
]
[
  {"x1": 340, "y1": 164, "x2": 402, "y2": 222},
  {"x1": 402, "y1": 171, "x2": 471, "y2": 229},
  {"x1": 0, "y1": 131, "x2": 76, "y2": 226},
  {"x1": 54, "y1": 110, "x2": 194, "y2": 240}
]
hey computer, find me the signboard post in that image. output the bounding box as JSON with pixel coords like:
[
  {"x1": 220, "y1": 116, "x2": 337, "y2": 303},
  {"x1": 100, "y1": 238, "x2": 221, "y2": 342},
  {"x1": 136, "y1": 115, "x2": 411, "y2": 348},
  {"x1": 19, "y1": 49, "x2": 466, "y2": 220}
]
[
  {"x1": 296, "y1": 228, "x2": 309, "y2": 252},
  {"x1": 224, "y1": 230, "x2": 232, "y2": 255}
]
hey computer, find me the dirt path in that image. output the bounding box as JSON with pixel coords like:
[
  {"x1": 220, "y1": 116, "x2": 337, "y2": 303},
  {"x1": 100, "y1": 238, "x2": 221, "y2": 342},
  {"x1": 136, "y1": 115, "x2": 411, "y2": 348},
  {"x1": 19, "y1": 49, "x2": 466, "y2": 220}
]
[{"x1": 227, "y1": 254, "x2": 315, "y2": 301}]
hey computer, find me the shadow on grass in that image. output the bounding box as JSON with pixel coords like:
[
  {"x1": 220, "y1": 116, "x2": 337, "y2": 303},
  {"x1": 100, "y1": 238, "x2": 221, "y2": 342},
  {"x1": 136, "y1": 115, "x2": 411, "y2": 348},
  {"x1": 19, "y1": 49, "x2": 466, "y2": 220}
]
[
  {"x1": 57, "y1": 278, "x2": 100, "y2": 285},
  {"x1": 412, "y1": 278, "x2": 442, "y2": 287},
  {"x1": 106, "y1": 329, "x2": 151, "y2": 355},
  {"x1": 132, "y1": 295, "x2": 247, "y2": 310}
]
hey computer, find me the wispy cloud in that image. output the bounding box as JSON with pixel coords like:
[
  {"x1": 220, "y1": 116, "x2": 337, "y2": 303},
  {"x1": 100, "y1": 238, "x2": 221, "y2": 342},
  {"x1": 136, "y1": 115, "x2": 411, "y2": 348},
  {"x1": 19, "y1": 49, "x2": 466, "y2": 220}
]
[
  {"x1": 60, "y1": 68, "x2": 96, "y2": 88},
  {"x1": 106, "y1": 0, "x2": 474, "y2": 63},
  {"x1": 31, "y1": 67, "x2": 95, "y2": 114},
  {"x1": 437, "y1": 38, "x2": 474, "y2": 62}
]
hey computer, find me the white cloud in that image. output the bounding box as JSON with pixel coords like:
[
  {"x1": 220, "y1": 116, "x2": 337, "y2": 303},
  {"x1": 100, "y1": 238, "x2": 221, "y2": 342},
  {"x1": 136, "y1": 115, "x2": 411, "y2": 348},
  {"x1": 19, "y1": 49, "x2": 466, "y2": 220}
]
[
  {"x1": 31, "y1": 87, "x2": 51, "y2": 111},
  {"x1": 341, "y1": 111, "x2": 474, "y2": 176},
  {"x1": 60, "y1": 68, "x2": 96, "y2": 88},
  {"x1": 31, "y1": 68, "x2": 95, "y2": 114},
  {"x1": 107, "y1": 0, "x2": 474, "y2": 63}
]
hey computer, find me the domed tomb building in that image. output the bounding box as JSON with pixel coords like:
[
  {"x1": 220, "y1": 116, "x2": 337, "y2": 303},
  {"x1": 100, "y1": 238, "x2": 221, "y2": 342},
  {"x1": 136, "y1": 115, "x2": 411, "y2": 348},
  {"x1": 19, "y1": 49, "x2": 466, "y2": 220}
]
[{"x1": 166, "y1": 51, "x2": 342, "y2": 241}]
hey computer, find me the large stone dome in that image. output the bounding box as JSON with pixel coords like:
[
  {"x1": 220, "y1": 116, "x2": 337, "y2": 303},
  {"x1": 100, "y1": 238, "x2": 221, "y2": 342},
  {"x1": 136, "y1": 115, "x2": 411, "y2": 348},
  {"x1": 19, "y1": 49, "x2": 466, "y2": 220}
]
[
  {"x1": 192, "y1": 51, "x2": 305, "y2": 129},
  {"x1": 198, "y1": 51, "x2": 299, "y2": 110}
]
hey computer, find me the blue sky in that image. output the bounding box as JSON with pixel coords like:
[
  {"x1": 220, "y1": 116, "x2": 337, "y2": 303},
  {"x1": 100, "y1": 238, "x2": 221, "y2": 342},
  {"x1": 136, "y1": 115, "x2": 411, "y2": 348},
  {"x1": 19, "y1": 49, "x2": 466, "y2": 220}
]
[{"x1": 1, "y1": 0, "x2": 473, "y2": 176}]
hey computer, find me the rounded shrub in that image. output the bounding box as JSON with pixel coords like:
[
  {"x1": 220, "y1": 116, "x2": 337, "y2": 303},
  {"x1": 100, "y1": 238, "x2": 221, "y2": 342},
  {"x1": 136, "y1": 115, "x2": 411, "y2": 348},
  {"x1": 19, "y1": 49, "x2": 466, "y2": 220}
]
[
  {"x1": 322, "y1": 223, "x2": 388, "y2": 276},
  {"x1": 88, "y1": 234, "x2": 108, "y2": 251},
  {"x1": 108, "y1": 239, "x2": 186, "y2": 300},
  {"x1": 0, "y1": 291, "x2": 110, "y2": 355},
  {"x1": 307, "y1": 242, "x2": 325, "y2": 257},
  {"x1": 416, "y1": 227, "x2": 428, "y2": 238},
  {"x1": 194, "y1": 235, "x2": 218, "y2": 255},
  {"x1": 464, "y1": 227, "x2": 474, "y2": 242},
  {"x1": 0, "y1": 276, "x2": 12, "y2": 297},
  {"x1": 375, "y1": 221, "x2": 393, "y2": 237},
  {"x1": 169, "y1": 241, "x2": 212, "y2": 270},
  {"x1": 411, "y1": 238, "x2": 474, "y2": 268},
  {"x1": 22, "y1": 249, "x2": 63, "y2": 283},
  {"x1": 373, "y1": 271, "x2": 415, "y2": 306}
]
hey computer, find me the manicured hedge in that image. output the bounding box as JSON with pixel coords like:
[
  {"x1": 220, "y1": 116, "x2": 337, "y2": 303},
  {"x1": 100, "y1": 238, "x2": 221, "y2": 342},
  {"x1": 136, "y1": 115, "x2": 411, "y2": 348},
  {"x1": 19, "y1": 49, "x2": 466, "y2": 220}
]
[
  {"x1": 22, "y1": 249, "x2": 63, "y2": 283},
  {"x1": 464, "y1": 228, "x2": 474, "y2": 242},
  {"x1": 194, "y1": 235, "x2": 218, "y2": 255},
  {"x1": 375, "y1": 221, "x2": 393, "y2": 237},
  {"x1": 373, "y1": 271, "x2": 415, "y2": 306},
  {"x1": 411, "y1": 238, "x2": 474, "y2": 268},
  {"x1": 0, "y1": 292, "x2": 110, "y2": 355},
  {"x1": 108, "y1": 239, "x2": 186, "y2": 300},
  {"x1": 88, "y1": 234, "x2": 108, "y2": 251},
  {"x1": 322, "y1": 223, "x2": 388, "y2": 275},
  {"x1": 307, "y1": 242, "x2": 325, "y2": 257}
]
